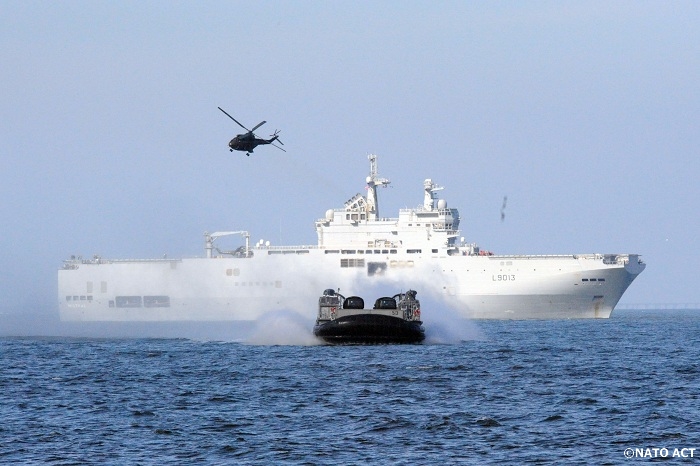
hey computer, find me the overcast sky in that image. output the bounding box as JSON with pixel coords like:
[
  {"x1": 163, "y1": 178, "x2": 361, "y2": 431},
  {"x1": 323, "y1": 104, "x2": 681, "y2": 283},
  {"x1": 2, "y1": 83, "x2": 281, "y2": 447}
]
[{"x1": 1, "y1": 1, "x2": 699, "y2": 318}]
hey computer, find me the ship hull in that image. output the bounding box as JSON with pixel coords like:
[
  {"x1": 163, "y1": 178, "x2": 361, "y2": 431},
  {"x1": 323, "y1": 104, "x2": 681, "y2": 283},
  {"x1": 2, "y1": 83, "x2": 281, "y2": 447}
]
[
  {"x1": 314, "y1": 314, "x2": 425, "y2": 344},
  {"x1": 58, "y1": 250, "x2": 644, "y2": 321}
]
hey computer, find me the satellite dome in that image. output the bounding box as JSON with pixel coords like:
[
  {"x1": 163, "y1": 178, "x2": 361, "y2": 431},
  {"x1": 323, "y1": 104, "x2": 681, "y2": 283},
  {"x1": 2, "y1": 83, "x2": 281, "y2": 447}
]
[
  {"x1": 437, "y1": 199, "x2": 447, "y2": 209},
  {"x1": 325, "y1": 209, "x2": 334, "y2": 220}
]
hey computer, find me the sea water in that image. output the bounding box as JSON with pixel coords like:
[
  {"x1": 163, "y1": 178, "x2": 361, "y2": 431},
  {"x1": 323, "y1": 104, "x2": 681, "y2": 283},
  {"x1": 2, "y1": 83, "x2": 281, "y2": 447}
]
[{"x1": 1, "y1": 309, "x2": 699, "y2": 464}]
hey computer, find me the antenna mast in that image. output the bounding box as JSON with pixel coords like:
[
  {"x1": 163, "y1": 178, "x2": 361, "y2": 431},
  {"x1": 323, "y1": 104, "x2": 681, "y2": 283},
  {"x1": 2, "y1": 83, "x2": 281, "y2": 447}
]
[{"x1": 365, "y1": 154, "x2": 390, "y2": 220}]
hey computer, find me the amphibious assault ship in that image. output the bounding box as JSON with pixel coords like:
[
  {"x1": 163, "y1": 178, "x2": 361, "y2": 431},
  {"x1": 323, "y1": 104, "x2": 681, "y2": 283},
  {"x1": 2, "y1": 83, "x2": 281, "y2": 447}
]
[{"x1": 59, "y1": 154, "x2": 645, "y2": 321}]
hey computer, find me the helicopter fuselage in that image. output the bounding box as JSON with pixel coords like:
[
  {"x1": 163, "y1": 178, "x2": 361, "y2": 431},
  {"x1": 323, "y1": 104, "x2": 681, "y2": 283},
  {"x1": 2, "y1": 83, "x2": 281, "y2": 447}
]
[{"x1": 229, "y1": 133, "x2": 279, "y2": 154}]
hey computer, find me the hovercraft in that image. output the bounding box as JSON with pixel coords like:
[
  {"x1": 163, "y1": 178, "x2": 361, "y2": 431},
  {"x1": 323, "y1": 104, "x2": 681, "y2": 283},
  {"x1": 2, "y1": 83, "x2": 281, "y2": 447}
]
[{"x1": 313, "y1": 289, "x2": 425, "y2": 344}]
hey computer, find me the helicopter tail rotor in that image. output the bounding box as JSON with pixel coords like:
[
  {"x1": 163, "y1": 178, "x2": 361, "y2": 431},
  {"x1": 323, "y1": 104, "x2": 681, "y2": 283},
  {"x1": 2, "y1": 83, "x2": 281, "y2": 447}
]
[
  {"x1": 270, "y1": 130, "x2": 286, "y2": 152},
  {"x1": 271, "y1": 129, "x2": 284, "y2": 145}
]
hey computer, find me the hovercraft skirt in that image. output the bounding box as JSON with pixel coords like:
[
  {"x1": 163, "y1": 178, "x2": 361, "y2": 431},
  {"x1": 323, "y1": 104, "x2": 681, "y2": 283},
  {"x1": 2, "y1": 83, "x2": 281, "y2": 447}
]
[{"x1": 313, "y1": 314, "x2": 424, "y2": 344}]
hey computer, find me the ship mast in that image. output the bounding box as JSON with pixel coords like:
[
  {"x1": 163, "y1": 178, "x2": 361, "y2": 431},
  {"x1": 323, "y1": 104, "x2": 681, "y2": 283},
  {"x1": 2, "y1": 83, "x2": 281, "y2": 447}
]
[
  {"x1": 365, "y1": 154, "x2": 390, "y2": 220},
  {"x1": 423, "y1": 179, "x2": 444, "y2": 211}
]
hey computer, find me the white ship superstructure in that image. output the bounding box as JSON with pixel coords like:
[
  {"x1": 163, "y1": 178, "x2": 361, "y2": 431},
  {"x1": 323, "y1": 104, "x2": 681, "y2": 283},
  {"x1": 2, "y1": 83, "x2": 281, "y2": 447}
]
[{"x1": 58, "y1": 155, "x2": 645, "y2": 320}]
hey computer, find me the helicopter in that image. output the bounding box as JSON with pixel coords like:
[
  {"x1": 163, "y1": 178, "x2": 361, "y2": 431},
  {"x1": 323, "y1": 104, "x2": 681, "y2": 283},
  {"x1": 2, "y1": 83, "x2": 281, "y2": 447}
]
[{"x1": 218, "y1": 107, "x2": 285, "y2": 156}]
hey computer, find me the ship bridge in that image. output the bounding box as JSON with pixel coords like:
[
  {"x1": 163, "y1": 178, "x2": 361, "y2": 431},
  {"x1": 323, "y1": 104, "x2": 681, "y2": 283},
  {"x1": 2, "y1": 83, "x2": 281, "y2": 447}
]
[{"x1": 315, "y1": 156, "x2": 461, "y2": 251}]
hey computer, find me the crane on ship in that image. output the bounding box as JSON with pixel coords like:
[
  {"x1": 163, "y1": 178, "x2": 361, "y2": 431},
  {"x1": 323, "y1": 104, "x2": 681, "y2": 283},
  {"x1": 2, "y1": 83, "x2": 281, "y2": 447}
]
[{"x1": 204, "y1": 231, "x2": 251, "y2": 258}]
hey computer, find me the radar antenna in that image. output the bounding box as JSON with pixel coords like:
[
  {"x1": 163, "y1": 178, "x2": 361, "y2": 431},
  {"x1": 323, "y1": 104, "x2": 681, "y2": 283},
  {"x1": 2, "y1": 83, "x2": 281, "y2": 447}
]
[{"x1": 423, "y1": 179, "x2": 444, "y2": 211}]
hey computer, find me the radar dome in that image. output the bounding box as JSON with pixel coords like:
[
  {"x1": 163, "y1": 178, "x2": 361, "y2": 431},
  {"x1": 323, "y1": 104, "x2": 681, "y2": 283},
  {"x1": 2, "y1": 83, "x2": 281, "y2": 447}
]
[
  {"x1": 437, "y1": 199, "x2": 447, "y2": 209},
  {"x1": 325, "y1": 209, "x2": 334, "y2": 220}
]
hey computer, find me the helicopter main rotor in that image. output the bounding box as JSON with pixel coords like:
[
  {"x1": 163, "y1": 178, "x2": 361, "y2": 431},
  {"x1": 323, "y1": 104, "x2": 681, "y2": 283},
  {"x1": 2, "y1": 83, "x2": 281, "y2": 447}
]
[{"x1": 218, "y1": 107, "x2": 266, "y2": 134}]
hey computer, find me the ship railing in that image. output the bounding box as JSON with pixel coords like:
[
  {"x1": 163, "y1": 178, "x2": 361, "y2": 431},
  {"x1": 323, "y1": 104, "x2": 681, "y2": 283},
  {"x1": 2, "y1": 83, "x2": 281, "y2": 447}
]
[
  {"x1": 316, "y1": 211, "x2": 400, "y2": 223},
  {"x1": 110, "y1": 258, "x2": 184, "y2": 263},
  {"x1": 578, "y1": 253, "x2": 641, "y2": 265},
  {"x1": 477, "y1": 254, "x2": 580, "y2": 259},
  {"x1": 255, "y1": 244, "x2": 318, "y2": 251},
  {"x1": 399, "y1": 207, "x2": 457, "y2": 215},
  {"x1": 468, "y1": 253, "x2": 590, "y2": 260},
  {"x1": 62, "y1": 257, "x2": 184, "y2": 267},
  {"x1": 469, "y1": 253, "x2": 640, "y2": 264}
]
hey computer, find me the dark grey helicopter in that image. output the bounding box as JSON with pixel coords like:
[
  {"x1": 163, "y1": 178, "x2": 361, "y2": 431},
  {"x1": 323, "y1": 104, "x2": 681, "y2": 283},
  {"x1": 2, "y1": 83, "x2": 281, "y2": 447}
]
[{"x1": 218, "y1": 107, "x2": 285, "y2": 156}]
